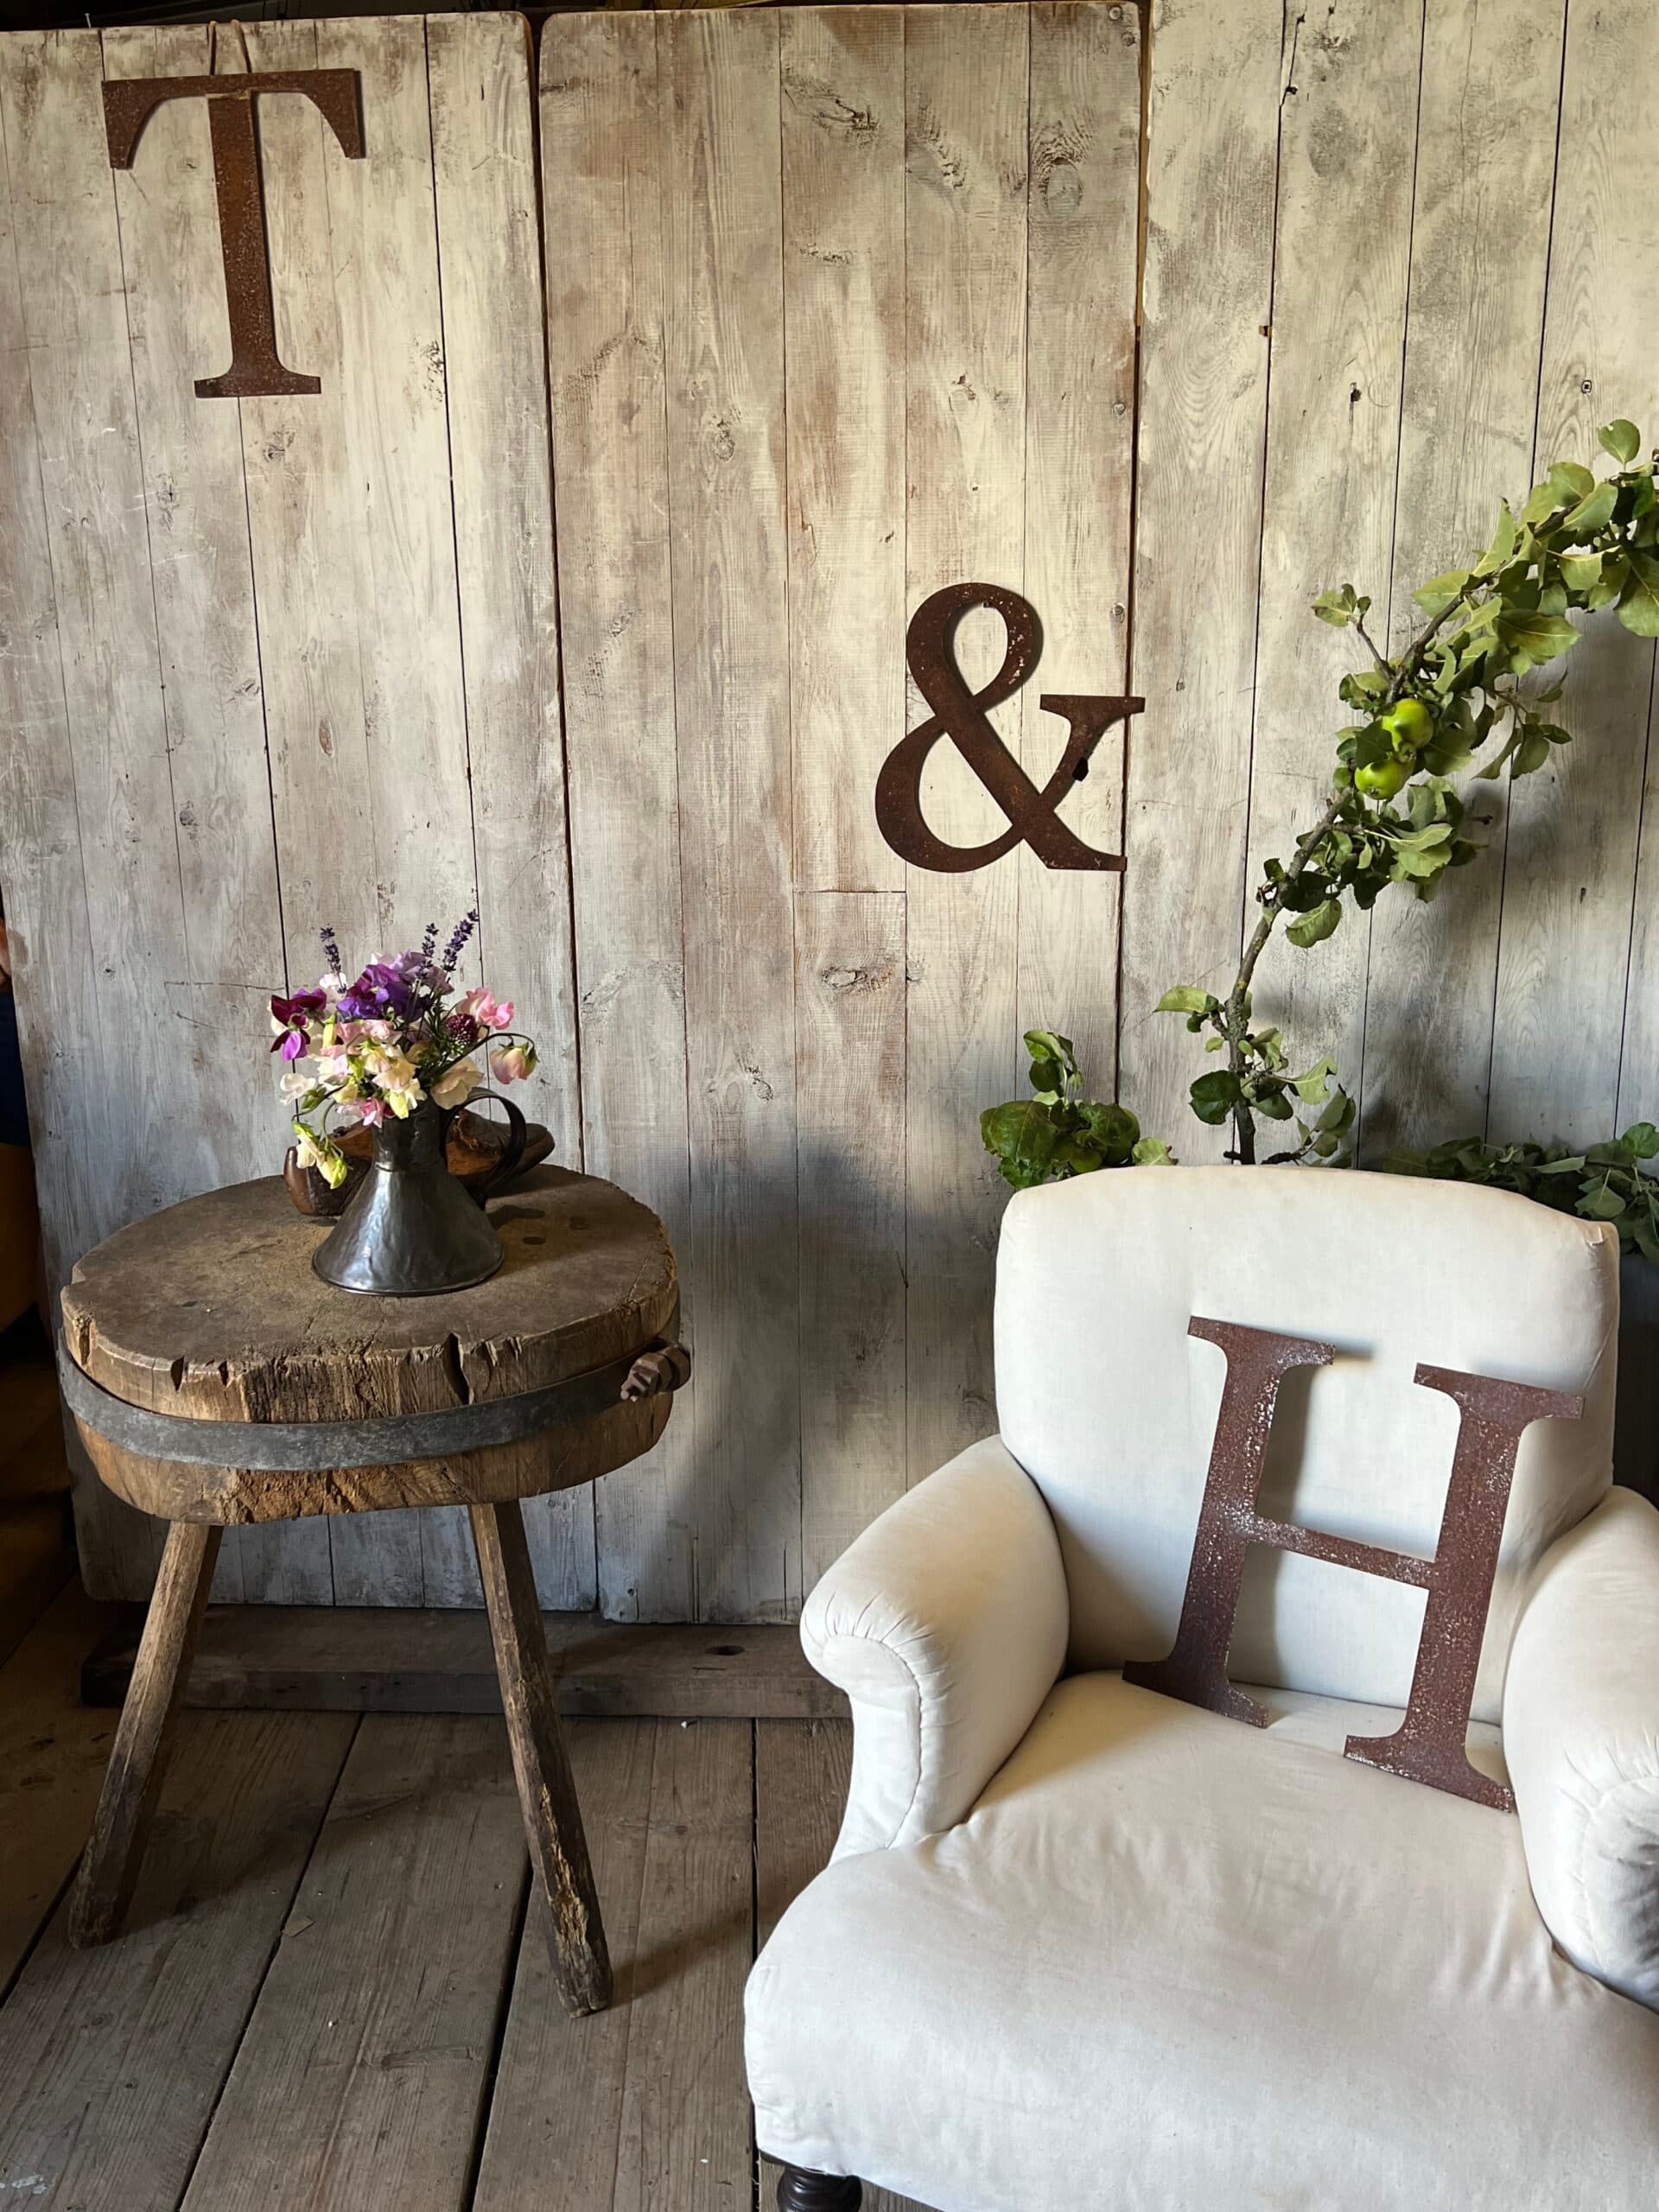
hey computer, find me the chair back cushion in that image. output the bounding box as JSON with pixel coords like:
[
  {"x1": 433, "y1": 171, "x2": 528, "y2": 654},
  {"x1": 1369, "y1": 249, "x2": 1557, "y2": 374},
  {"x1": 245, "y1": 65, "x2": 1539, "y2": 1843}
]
[{"x1": 995, "y1": 1166, "x2": 1618, "y2": 1718}]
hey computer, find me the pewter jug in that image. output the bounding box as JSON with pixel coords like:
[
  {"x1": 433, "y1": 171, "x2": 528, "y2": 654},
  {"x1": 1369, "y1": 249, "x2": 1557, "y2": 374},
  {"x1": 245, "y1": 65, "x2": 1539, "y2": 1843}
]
[{"x1": 311, "y1": 1093, "x2": 527, "y2": 1295}]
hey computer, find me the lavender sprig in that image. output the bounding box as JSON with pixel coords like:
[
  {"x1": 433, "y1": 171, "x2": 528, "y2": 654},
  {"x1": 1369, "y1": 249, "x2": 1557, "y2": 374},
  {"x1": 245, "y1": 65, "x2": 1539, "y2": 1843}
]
[
  {"x1": 320, "y1": 925, "x2": 344, "y2": 982},
  {"x1": 440, "y1": 906, "x2": 479, "y2": 976}
]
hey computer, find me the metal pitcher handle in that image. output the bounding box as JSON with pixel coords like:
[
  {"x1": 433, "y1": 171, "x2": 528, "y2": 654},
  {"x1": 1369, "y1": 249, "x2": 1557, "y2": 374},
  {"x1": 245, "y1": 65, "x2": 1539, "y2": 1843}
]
[{"x1": 462, "y1": 1090, "x2": 529, "y2": 1205}]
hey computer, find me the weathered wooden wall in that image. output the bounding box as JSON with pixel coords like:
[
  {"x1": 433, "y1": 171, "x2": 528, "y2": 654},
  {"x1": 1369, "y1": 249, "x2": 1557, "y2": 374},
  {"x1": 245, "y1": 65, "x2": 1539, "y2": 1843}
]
[{"x1": 3, "y1": 1, "x2": 1657, "y2": 1614}]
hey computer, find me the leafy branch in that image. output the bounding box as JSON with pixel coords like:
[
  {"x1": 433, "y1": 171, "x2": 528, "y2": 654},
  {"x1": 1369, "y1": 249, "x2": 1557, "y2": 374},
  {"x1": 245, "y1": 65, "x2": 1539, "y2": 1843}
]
[
  {"x1": 1158, "y1": 417, "x2": 1659, "y2": 1165},
  {"x1": 1386, "y1": 1124, "x2": 1659, "y2": 1262},
  {"x1": 982, "y1": 1031, "x2": 1172, "y2": 1190}
]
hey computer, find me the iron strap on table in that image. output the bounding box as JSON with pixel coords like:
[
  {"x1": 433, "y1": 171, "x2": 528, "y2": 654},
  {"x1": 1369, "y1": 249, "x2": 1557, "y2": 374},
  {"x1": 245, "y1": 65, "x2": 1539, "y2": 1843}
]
[{"x1": 57, "y1": 1313, "x2": 688, "y2": 1472}]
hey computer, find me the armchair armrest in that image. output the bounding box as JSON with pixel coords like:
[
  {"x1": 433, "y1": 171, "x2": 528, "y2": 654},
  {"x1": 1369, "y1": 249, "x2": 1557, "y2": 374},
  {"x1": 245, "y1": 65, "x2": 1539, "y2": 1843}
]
[
  {"x1": 1504, "y1": 1485, "x2": 1659, "y2": 2010},
  {"x1": 801, "y1": 1434, "x2": 1068, "y2": 1859}
]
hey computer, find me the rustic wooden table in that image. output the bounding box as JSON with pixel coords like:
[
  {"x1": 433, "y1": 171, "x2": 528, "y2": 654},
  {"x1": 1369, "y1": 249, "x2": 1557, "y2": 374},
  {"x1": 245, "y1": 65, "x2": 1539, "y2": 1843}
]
[{"x1": 56, "y1": 1165, "x2": 689, "y2": 2017}]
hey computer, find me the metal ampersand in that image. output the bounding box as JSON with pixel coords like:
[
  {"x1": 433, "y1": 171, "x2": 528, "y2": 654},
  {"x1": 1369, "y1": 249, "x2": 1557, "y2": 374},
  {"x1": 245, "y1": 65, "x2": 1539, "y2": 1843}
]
[{"x1": 875, "y1": 582, "x2": 1142, "y2": 873}]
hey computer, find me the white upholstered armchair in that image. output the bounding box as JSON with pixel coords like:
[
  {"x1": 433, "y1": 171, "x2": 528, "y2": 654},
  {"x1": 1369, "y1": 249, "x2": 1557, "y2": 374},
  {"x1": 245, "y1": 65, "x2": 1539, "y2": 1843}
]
[{"x1": 746, "y1": 1168, "x2": 1659, "y2": 2212}]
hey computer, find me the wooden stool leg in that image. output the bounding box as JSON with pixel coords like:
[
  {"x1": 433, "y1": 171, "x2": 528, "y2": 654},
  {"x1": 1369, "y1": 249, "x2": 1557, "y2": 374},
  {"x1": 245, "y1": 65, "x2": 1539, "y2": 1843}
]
[
  {"x1": 469, "y1": 1499, "x2": 613, "y2": 2016},
  {"x1": 68, "y1": 1520, "x2": 221, "y2": 1949}
]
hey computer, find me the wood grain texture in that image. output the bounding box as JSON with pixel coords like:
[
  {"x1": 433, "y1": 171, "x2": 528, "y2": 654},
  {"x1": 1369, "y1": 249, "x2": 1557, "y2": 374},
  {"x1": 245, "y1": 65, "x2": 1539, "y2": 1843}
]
[
  {"x1": 0, "y1": 1584, "x2": 117, "y2": 1994},
  {"x1": 429, "y1": 13, "x2": 591, "y2": 1609},
  {"x1": 471, "y1": 1719, "x2": 656, "y2": 2212},
  {"x1": 0, "y1": 1709, "x2": 354, "y2": 2212},
  {"x1": 84, "y1": 1605, "x2": 843, "y2": 1719},
  {"x1": 901, "y1": 3, "x2": 1028, "y2": 1484},
  {"x1": 608, "y1": 1719, "x2": 753, "y2": 2212},
  {"x1": 179, "y1": 1713, "x2": 527, "y2": 2212},
  {"x1": 1243, "y1": 0, "x2": 1421, "y2": 1128},
  {"x1": 661, "y1": 8, "x2": 802, "y2": 1618},
  {"x1": 1017, "y1": 0, "x2": 1141, "y2": 1100},
  {"x1": 1117, "y1": 0, "x2": 1282, "y2": 1157},
  {"x1": 1358, "y1": 0, "x2": 1565, "y2": 1157},
  {"x1": 470, "y1": 1497, "x2": 611, "y2": 2012},
  {"x1": 540, "y1": 10, "x2": 701, "y2": 1623},
  {"x1": 67, "y1": 1519, "x2": 220, "y2": 1948},
  {"x1": 1489, "y1": 0, "x2": 1659, "y2": 1145},
  {"x1": 781, "y1": 4, "x2": 906, "y2": 895},
  {"x1": 796, "y1": 893, "x2": 907, "y2": 1587}
]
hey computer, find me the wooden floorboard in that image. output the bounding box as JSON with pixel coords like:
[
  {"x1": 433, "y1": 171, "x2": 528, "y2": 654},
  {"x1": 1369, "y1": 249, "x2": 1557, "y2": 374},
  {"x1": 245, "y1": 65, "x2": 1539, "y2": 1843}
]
[
  {"x1": 472, "y1": 1719, "x2": 656, "y2": 2212},
  {"x1": 0, "y1": 1582, "x2": 118, "y2": 1995},
  {"x1": 0, "y1": 1709, "x2": 355, "y2": 2211},
  {"x1": 179, "y1": 1714, "x2": 530, "y2": 2212},
  {"x1": 0, "y1": 1656, "x2": 915, "y2": 2209},
  {"x1": 754, "y1": 1720, "x2": 926, "y2": 2212},
  {"x1": 83, "y1": 1605, "x2": 840, "y2": 1721}
]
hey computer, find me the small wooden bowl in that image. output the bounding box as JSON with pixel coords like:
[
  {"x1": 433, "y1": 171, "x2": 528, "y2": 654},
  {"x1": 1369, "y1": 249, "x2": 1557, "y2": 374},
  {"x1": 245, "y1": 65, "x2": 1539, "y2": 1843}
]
[{"x1": 283, "y1": 1108, "x2": 555, "y2": 1218}]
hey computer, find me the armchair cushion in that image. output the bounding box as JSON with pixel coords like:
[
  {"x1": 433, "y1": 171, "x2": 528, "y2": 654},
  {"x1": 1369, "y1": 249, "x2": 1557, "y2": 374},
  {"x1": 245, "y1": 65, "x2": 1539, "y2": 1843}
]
[
  {"x1": 1505, "y1": 1485, "x2": 1659, "y2": 2008},
  {"x1": 995, "y1": 1168, "x2": 1618, "y2": 1717},
  {"x1": 800, "y1": 1435, "x2": 1067, "y2": 1858},
  {"x1": 747, "y1": 1675, "x2": 1659, "y2": 2212}
]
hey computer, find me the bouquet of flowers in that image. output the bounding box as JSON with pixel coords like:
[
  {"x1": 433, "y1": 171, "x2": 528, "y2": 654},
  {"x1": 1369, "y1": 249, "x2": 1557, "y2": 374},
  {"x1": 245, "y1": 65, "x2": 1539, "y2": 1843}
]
[{"x1": 270, "y1": 911, "x2": 538, "y2": 1190}]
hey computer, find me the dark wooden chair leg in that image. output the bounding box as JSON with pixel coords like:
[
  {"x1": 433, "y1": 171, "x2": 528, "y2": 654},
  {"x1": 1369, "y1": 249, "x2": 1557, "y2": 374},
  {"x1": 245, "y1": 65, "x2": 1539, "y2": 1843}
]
[
  {"x1": 777, "y1": 2169, "x2": 862, "y2": 2210},
  {"x1": 470, "y1": 1497, "x2": 613, "y2": 2017},
  {"x1": 67, "y1": 1519, "x2": 222, "y2": 1949}
]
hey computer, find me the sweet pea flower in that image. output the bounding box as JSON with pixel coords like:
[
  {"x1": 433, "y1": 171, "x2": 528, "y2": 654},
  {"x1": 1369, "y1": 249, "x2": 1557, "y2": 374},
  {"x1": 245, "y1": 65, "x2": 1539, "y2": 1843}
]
[
  {"x1": 280, "y1": 1065, "x2": 315, "y2": 1102},
  {"x1": 490, "y1": 1043, "x2": 536, "y2": 1085},
  {"x1": 357, "y1": 1097, "x2": 389, "y2": 1130},
  {"x1": 372, "y1": 1050, "x2": 424, "y2": 1116},
  {"x1": 269, "y1": 986, "x2": 327, "y2": 1054},
  {"x1": 430, "y1": 1056, "x2": 482, "y2": 1109},
  {"x1": 292, "y1": 1121, "x2": 348, "y2": 1190},
  {"x1": 457, "y1": 988, "x2": 514, "y2": 1033}
]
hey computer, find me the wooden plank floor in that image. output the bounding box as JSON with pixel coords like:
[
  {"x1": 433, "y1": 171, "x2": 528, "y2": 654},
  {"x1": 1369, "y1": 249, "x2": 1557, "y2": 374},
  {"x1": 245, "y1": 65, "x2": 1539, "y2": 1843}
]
[{"x1": 0, "y1": 1594, "x2": 929, "y2": 2211}]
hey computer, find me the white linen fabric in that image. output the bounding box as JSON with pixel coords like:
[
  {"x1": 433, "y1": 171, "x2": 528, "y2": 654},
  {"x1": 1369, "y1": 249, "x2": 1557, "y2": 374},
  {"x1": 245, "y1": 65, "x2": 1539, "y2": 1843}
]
[
  {"x1": 1506, "y1": 1484, "x2": 1659, "y2": 2007},
  {"x1": 801, "y1": 1435, "x2": 1068, "y2": 1858},
  {"x1": 995, "y1": 1168, "x2": 1618, "y2": 1717},
  {"x1": 747, "y1": 1674, "x2": 1659, "y2": 2212}
]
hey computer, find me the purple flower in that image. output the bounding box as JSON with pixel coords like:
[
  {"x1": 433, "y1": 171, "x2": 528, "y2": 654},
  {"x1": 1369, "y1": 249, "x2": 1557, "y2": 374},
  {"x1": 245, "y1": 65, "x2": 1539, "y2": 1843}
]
[
  {"x1": 440, "y1": 907, "x2": 480, "y2": 976},
  {"x1": 337, "y1": 962, "x2": 415, "y2": 1020},
  {"x1": 269, "y1": 987, "x2": 327, "y2": 1053}
]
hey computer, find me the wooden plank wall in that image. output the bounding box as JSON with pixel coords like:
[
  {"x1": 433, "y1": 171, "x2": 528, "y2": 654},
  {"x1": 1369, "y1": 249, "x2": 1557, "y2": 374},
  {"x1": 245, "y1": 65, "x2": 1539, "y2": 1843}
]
[
  {"x1": 3, "y1": 1, "x2": 1659, "y2": 1617},
  {"x1": 0, "y1": 16, "x2": 583, "y2": 1605}
]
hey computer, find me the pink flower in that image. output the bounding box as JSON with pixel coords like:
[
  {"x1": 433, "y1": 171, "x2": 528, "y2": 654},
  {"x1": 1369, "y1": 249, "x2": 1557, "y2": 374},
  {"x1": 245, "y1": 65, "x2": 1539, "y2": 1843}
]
[
  {"x1": 457, "y1": 988, "x2": 515, "y2": 1033},
  {"x1": 490, "y1": 1043, "x2": 535, "y2": 1084},
  {"x1": 357, "y1": 1097, "x2": 388, "y2": 1129}
]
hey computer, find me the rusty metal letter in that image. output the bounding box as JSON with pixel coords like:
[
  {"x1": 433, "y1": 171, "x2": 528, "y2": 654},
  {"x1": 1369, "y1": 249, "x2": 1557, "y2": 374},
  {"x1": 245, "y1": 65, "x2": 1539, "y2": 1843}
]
[
  {"x1": 874, "y1": 582, "x2": 1140, "y2": 873},
  {"x1": 1124, "y1": 1317, "x2": 1583, "y2": 1809},
  {"x1": 103, "y1": 72, "x2": 365, "y2": 400}
]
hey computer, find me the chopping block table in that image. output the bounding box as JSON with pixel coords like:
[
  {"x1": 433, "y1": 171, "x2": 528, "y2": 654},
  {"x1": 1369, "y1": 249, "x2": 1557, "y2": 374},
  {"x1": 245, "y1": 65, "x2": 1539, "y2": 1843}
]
[{"x1": 56, "y1": 1165, "x2": 690, "y2": 2017}]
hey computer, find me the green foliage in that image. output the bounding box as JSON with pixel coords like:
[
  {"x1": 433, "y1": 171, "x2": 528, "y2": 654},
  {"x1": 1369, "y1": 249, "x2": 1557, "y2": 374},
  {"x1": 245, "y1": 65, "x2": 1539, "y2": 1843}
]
[
  {"x1": 1154, "y1": 988, "x2": 1354, "y2": 1161},
  {"x1": 1159, "y1": 418, "x2": 1659, "y2": 1162},
  {"x1": 1385, "y1": 1125, "x2": 1659, "y2": 1264},
  {"x1": 981, "y1": 1031, "x2": 1173, "y2": 1191}
]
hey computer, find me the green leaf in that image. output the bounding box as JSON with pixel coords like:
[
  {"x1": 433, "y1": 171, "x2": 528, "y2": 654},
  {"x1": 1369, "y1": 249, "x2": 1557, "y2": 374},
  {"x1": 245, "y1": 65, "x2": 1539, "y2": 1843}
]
[
  {"x1": 1027, "y1": 1058, "x2": 1065, "y2": 1103},
  {"x1": 1131, "y1": 1137, "x2": 1175, "y2": 1166},
  {"x1": 1251, "y1": 1086, "x2": 1294, "y2": 1121},
  {"x1": 1548, "y1": 461, "x2": 1596, "y2": 505},
  {"x1": 1286, "y1": 897, "x2": 1341, "y2": 949},
  {"x1": 1579, "y1": 1179, "x2": 1630, "y2": 1223},
  {"x1": 1412, "y1": 569, "x2": 1472, "y2": 618},
  {"x1": 1478, "y1": 505, "x2": 1518, "y2": 574},
  {"x1": 1022, "y1": 1028, "x2": 1076, "y2": 1070},
  {"x1": 1621, "y1": 1122, "x2": 1659, "y2": 1160},
  {"x1": 981, "y1": 1100, "x2": 1066, "y2": 1188},
  {"x1": 1559, "y1": 550, "x2": 1603, "y2": 594},
  {"x1": 1599, "y1": 418, "x2": 1642, "y2": 466},
  {"x1": 1189, "y1": 1070, "x2": 1242, "y2": 1127},
  {"x1": 1291, "y1": 1056, "x2": 1338, "y2": 1103},
  {"x1": 1077, "y1": 1099, "x2": 1141, "y2": 1166},
  {"x1": 1155, "y1": 986, "x2": 1217, "y2": 1016},
  {"x1": 1559, "y1": 480, "x2": 1618, "y2": 541},
  {"x1": 1495, "y1": 610, "x2": 1580, "y2": 668},
  {"x1": 1617, "y1": 551, "x2": 1659, "y2": 638},
  {"x1": 1312, "y1": 586, "x2": 1357, "y2": 628},
  {"x1": 1522, "y1": 480, "x2": 1566, "y2": 528}
]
